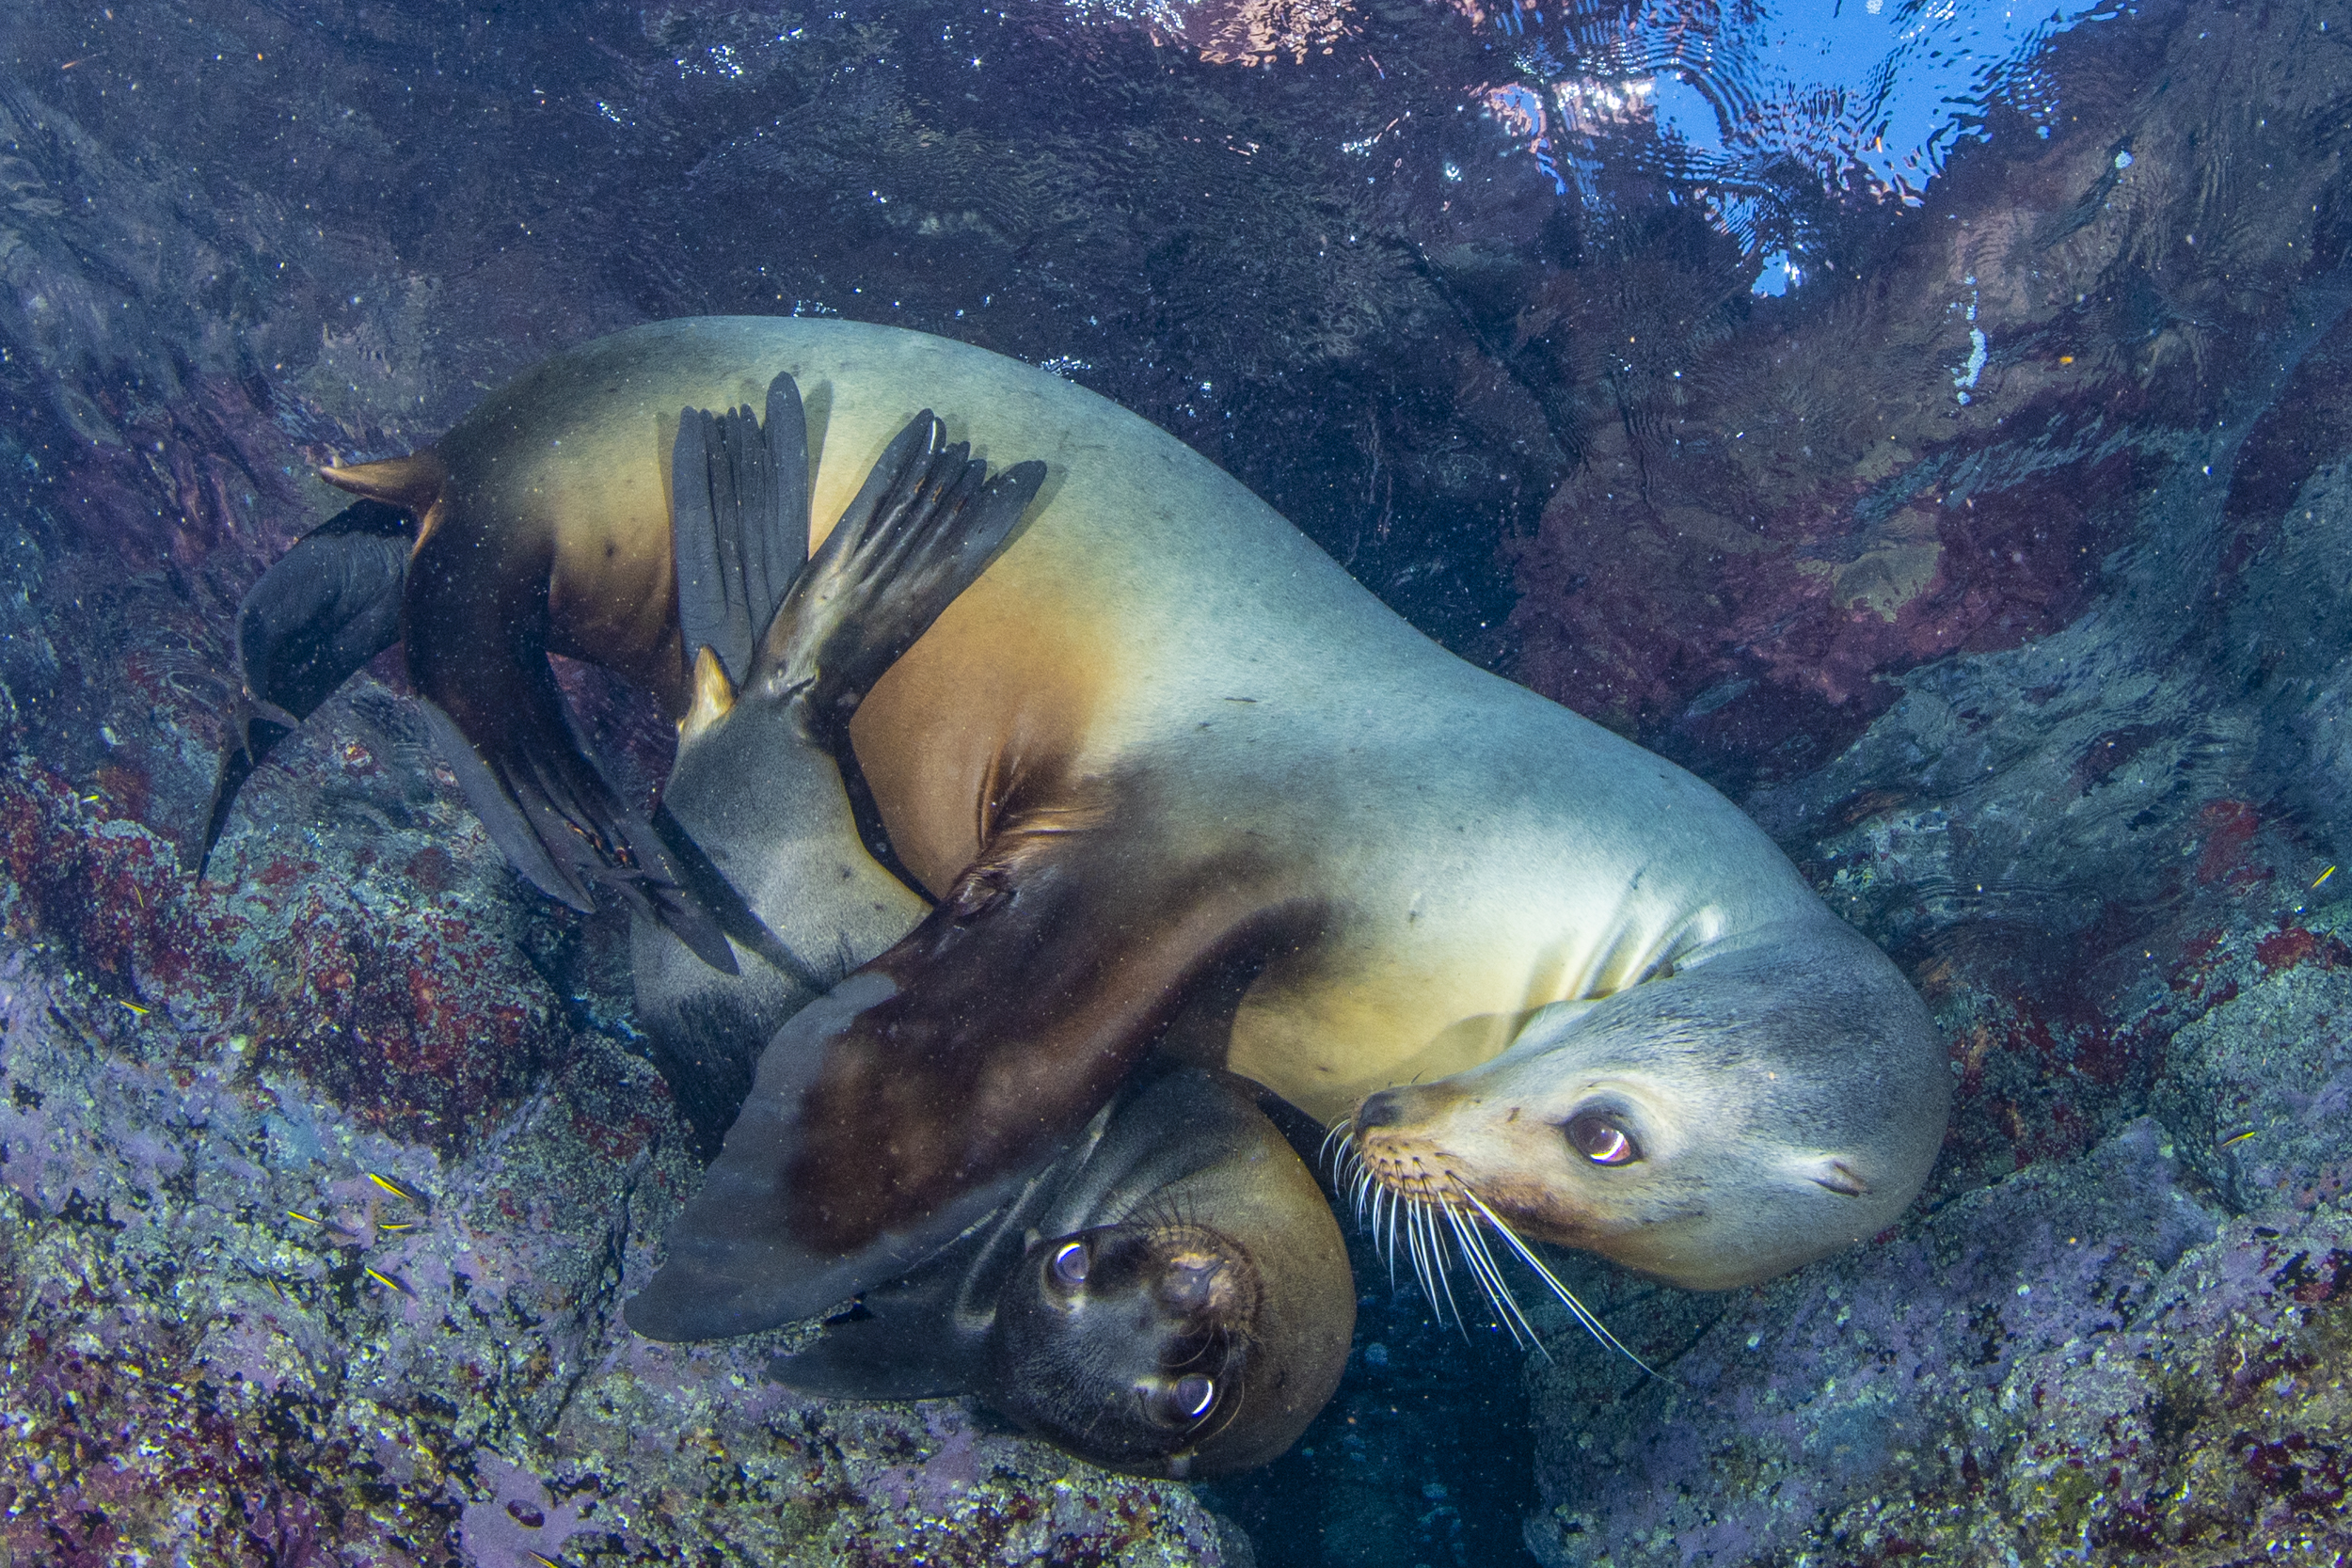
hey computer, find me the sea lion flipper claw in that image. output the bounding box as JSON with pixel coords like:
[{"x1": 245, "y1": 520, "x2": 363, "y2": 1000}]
[
  {"x1": 672, "y1": 373, "x2": 813, "y2": 688},
  {"x1": 754, "y1": 410, "x2": 1044, "y2": 743},
  {"x1": 199, "y1": 499, "x2": 415, "y2": 878}
]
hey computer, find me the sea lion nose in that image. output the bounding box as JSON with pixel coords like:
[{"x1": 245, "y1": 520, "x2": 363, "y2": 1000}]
[
  {"x1": 1162, "y1": 1255, "x2": 1226, "y2": 1308},
  {"x1": 1355, "y1": 1088, "x2": 1406, "y2": 1131}
]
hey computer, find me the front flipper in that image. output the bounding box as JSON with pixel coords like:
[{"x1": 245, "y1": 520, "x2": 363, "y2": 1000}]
[
  {"x1": 760, "y1": 1117, "x2": 1091, "y2": 1399},
  {"x1": 624, "y1": 798, "x2": 1317, "y2": 1340},
  {"x1": 199, "y1": 499, "x2": 416, "y2": 877},
  {"x1": 407, "y1": 603, "x2": 739, "y2": 974}
]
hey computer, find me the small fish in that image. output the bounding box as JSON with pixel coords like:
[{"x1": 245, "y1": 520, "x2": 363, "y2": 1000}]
[
  {"x1": 366, "y1": 1171, "x2": 423, "y2": 1204},
  {"x1": 2315, "y1": 865, "x2": 2337, "y2": 890},
  {"x1": 524, "y1": 1554, "x2": 564, "y2": 1568},
  {"x1": 375, "y1": 1220, "x2": 419, "y2": 1233},
  {"x1": 239, "y1": 1261, "x2": 293, "y2": 1304},
  {"x1": 2220, "y1": 1128, "x2": 2259, "y2": 1148},
  {"x1": 362, "y1": 1266, "x2": 416, "y2": 1298},
  {"x1": 286, "y1": 1210, "x2": 326, "y2": 1227},
  {"x1": 117, "y1": 999, "x2": 148, "y2": 1017}
]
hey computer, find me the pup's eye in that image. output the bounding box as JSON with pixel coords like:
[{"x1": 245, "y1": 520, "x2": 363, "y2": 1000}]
[
  {"x1": 1161, "y1": 1375, "x2": 1216, "y2": 1422},
  {"x1": 1565, "y1": 1111, "x2": 1640, "y2": 1165},
  {"x1": 1049, "y1": 1241, "x2": 1089, "y2": 1289}
]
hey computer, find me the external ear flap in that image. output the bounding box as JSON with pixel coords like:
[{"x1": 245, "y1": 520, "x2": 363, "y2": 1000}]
[
  {"x1": 1804, "y1": 1156, "x2": 1873, "y2": 1197},
  {"x1": 199, "y1": 498, "x2": 416, "y2": 877}
]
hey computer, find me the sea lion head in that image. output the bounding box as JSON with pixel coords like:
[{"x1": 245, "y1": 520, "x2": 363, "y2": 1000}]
[
  {"x1": 1348, "y1": 921, "x2": 1948, "y2": 1292},
  {"x1": 748, "y1": 1066, "x2": 1353, "y2": 1478},
  {"x1": 979, "y1": 1068, "x2": 1352, "y2": 1479},
  {"x1": 983, "y1": 1217, "x2": 1266, "y2": 1479}
]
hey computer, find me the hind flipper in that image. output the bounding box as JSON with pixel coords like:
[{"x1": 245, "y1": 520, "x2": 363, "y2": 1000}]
[
  {"x1": 199, "y1": 499, "x2": 415, "y2": 877},
  {"x1": 673, "y1": 373, "x2": 812, "y2": 687},
  {"x1": 660, "y1": 374, "x2": 835, "y2": 983},
  {"x1": 754, "y1": 410, "x2": 1044, "y2": 746}
]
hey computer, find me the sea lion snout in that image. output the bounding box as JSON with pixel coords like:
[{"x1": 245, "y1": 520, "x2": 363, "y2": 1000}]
[
  {"x1": 985, "y1": 1219, "x2": 1264, "y2": 1474},
  {"x1": 1343, "y1": 929, "x2": 1952, "y2": 1291}
]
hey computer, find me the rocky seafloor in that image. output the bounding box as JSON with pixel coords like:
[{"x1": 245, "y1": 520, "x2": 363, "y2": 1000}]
[{"x1": 1, "y1": 0, "x2": 2349, "y2": 1563}]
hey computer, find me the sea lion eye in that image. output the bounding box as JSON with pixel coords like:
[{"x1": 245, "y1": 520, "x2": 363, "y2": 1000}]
[
  {"x1": 1168, "y1": 1375, "x2": 1215, "y2": 1420},
  {"x1": 1565, "y1": 1111, "x2": 1640, "y2": 1165},
  {"x1": 1049, "y1": 1241, "x2": 1089, "y2": 1289}
]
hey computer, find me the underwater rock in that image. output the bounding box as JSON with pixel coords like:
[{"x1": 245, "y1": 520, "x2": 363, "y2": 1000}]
[
  {"x1": 0, "y1": 0, "x2": 2347, "y2": 1560},
  {"x1": 1503, "y1": 0, "x2": 2352, "y2": 795},
  {"x1": 2152, "y1": 930, "x2": 2352, "y2": 1218},
  {"x1": 0, "y1": 955, "x2": 1248, "y2": 1564},
  {"x1": 1523, "y1": 1119, "x2": 2351, "y2": 1565}
]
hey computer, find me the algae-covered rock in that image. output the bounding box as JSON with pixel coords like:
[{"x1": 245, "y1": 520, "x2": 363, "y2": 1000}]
[
  {"x1": 0, "y1": 942, "x2": 1245, "y2": 1565},
  {"x1": 1521, "y1": 1120, "x2": 2350, "y2": 1567}
]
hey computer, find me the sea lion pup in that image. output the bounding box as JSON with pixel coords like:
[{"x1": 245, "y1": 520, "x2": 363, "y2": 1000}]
[
  {"x1": 635, "y1": 385, "x2": 1351, "y2": 1479},
  {"x1": 537, "y1": 317, "x2": 1948, "y2": 1343},
  {"x1": 766, "y1": 1062, "x2": 1353, "y2": 1480},
  {"x1": 667, "y1": 1042, "x2": 1354, "y2": 1482}
]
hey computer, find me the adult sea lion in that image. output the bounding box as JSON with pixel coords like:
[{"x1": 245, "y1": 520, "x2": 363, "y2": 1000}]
[
  {"x1": 405, "y1": 318, "x2": 1940, "y2": 1340},
  {"x1": 631, "y1": 393, "x2": 1351, "y2": 1477},
  {"x1": 211, "y1": 315, "x2": 1945, "y2": 1341}
]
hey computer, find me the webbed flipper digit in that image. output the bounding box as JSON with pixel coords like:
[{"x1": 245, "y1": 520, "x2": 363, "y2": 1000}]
[
  {"x1": 759, "y1": 410, "x2": 1046, "y2": 744},
  {"x1": 673, "y1": 372, "x2": 811, "y2": 687},
  {"x1": 199, "y1": 498, "x2": 416, "y2": 878}
]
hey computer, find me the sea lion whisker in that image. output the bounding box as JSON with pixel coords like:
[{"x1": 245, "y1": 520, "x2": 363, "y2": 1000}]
[
  {"x1": 1376, "y1": 1184, "x2": 1394, "y2": 1276},
  {"x1": 1454, "y1": 1212, "x2": 1534, "y2": 1353},
  {"x1": 1443, "y1": 1202, "x2": 1542, "y2": 1354},
  {"x1": 1438, "y1": 1199, "x2": 1517, "y2": 1346},
  {"x1": 1462, "y1": 1191, "x2": 1665, "y2": 1381},
  {"x1": 1421, "y1": 1200, "x2": 1471, "y2": 1338},
  {"x1": 1463, "y1": 1219, "x2": 1543, "y2": 1354},
  {"x1": 1404, "y1": 1199, "x2": 1440, "y2": 1325}
]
